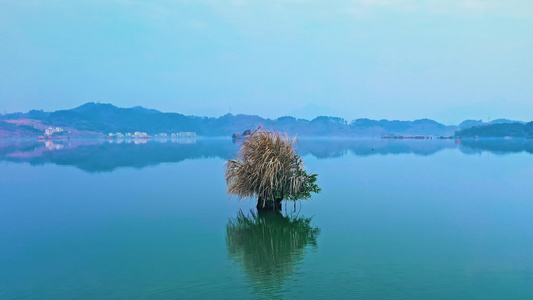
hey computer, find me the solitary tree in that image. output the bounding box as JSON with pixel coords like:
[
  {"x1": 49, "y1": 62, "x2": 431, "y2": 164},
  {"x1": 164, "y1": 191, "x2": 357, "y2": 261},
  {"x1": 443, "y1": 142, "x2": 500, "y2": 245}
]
[{"x1": 225, "y1": 129, "x2": 321, "y2": 210}]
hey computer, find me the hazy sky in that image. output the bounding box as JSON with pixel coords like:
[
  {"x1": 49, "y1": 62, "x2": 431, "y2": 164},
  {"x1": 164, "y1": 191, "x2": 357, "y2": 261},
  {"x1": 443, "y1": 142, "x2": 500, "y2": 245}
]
[{"x1": 1, "y1": 0, "x2": 532, "y2": 124}]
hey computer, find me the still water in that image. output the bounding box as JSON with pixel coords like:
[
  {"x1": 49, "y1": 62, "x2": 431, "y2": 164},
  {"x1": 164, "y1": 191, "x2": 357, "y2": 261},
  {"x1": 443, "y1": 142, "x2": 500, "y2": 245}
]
[{"x1": 1, "y1": 138, "x2": 533, "y2": 299}]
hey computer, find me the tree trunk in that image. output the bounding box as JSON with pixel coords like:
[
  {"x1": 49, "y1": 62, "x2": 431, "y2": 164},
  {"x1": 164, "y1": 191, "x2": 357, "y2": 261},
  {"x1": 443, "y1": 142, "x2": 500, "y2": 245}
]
[{"x1": 257, "y1": 196, "x2": 283, "y2": 211}]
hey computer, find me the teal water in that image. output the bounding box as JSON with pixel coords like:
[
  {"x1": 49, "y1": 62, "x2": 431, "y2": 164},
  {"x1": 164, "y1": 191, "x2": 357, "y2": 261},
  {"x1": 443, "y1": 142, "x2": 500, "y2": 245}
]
[{"x1": 1, "y1": 138, "x2": 533, "y2": 299}]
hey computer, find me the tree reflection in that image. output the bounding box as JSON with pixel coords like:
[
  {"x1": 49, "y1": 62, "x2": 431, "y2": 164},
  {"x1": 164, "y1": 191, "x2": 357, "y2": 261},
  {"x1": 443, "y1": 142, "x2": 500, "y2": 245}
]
[{"x1": 226, "y1": 210, "x2": 320, "y2": 297}]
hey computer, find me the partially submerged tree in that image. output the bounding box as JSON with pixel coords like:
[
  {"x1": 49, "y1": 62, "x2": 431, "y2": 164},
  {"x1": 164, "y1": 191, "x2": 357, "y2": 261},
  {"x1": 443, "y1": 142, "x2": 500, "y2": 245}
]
[{"x1": 225, "y1": 129, "x2": 321, "y2": 210}]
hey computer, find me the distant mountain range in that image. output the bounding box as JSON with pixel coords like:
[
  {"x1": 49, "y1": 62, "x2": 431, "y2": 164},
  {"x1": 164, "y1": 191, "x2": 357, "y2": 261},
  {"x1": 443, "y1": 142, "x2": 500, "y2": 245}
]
[
  {"x1": 0, "y1": 102, "x2": 531, "y2": 138},
  {"x1": 458, "y1": 118, "x2": 526, "y2": 129}
]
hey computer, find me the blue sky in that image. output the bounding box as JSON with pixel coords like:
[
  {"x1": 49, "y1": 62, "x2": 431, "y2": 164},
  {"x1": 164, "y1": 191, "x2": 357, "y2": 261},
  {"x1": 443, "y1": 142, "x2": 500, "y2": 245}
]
[{"x1": 1, "y1": 0, "x2": 532, "y2": 124}]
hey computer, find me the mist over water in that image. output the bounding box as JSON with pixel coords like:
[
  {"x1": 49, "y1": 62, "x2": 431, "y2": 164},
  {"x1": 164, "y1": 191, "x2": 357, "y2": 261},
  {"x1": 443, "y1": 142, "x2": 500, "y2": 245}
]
[{"x1": 1, "y1": 138, "x2": 533, "y2": 299}]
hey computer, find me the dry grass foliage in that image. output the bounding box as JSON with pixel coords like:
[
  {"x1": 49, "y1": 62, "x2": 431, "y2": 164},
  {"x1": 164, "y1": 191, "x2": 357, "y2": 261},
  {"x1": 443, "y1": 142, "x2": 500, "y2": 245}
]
[{"x1": 225, "y1": 128, "x2": 319, "y2": 206}]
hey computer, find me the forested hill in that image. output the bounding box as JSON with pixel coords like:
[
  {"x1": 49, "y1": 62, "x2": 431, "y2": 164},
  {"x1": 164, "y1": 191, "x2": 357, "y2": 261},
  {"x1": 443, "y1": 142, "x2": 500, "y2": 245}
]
[
  {"x1": 0, "y1": 102, "x2": 524, "y2": 137},
  {"x1": 456, "y1": 122, "x2": 533, "y2": 138}
]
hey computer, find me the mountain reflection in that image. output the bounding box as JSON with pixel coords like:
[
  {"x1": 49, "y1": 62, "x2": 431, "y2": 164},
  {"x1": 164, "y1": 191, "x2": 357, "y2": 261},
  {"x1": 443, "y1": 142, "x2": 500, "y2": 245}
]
[
  {"x1": 459, "y1": 139, "x2": 533, "y2": 155},
  {"x1": 0, "y1": 138, "x2": 237, "y2": 172},
  {"x1": 226, "y1": 210, "x2": 319, "y2": 298},
  {"x1": 1, "y1": 138, "x2": 532, "y2": 172}
]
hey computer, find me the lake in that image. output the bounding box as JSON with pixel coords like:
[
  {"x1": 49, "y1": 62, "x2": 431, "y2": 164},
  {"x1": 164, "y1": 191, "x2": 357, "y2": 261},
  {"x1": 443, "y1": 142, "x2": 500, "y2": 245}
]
[{"x1": 1, "y1": 138, "x2": 533, "y2": 299}]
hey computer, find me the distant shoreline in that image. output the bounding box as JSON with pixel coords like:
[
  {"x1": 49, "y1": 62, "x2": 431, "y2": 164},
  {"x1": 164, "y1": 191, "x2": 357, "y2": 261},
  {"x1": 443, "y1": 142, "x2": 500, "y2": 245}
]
[{"x1": 1, "y1": 102, "x2": 531, "y2": 139}]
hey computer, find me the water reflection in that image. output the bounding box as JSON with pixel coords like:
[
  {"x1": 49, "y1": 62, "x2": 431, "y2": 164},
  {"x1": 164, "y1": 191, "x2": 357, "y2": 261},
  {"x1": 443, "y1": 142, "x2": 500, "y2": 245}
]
[
  {"x1": 1, "y1": 138, "x2": 532, "y2": 172},
  {"x1": 459, "y1": 139, "x2": 533, "y2": 155},
  {"x1": 226, "y1": 210, "x2": 320, "y2": 298},
  {"x1": 0, "y1": 138, "x2": 236, "y2": 172},
  {"x1": 298, "y1": 138, "x2": 457, "y2": 157}
]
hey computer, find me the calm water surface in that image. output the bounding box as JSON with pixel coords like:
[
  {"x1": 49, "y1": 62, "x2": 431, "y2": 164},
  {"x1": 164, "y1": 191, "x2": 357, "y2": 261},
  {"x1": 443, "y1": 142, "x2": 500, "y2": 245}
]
[{"x1": 1, "y1": 138, "x2": 533, "y2": 299}]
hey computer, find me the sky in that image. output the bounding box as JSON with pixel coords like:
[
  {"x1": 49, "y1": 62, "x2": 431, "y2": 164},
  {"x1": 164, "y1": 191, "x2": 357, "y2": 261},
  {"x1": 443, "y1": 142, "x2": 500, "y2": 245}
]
[{"x1": 0, "y1": 0, "x2": 532, "y2": 124}]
